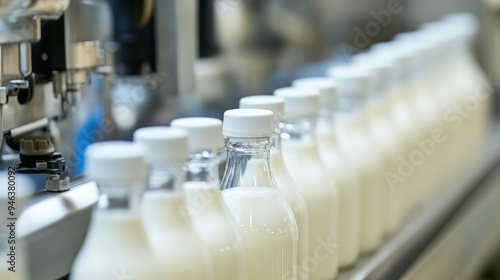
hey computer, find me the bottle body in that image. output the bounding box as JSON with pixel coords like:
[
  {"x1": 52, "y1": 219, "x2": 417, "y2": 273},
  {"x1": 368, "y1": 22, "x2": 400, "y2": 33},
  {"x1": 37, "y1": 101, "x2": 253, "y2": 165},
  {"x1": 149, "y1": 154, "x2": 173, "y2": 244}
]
[
  {"x1": 316, "y1": 126, "x2": 360, "y2": 268},
  {"x1": 334, "y1": 112, "x2": 386, "y2": 253},
  {"x1": 142, "y1": 190, "x2": 212, "y2": 279},
  {"x1": 221, "y1": 138, "x2": 299, "y2": 280},
  {"x1": 184, "y1": 155, "x2": 247, "y2": 280},
  {"x1": 270, "y1": 148, "x2": 310, "y2": 279},
  {"x1": 280, "y1": 134, "x2": 339, "y2": 279},
  {"x1": 71, "y1": 210, "x2": 163, "y2": 280}
]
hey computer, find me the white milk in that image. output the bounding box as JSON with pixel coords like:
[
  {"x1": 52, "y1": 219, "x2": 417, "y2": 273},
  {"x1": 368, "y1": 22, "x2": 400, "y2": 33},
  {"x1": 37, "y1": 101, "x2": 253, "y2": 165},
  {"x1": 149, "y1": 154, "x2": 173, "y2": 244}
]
[
  {"x1": 71, "y1": 211, "x2": 163, "y2": 280},
  {"x1": 334, "y1": 113, "x2": 386, "y2": 253},
  {"x1": 270, "y1": 149, "x2": 309, "y2": 278},
  {"x1": 365, "y1": 99, "x2": 410, "y2": 237},
  {"x1": 316, "y1": 127, "x2": 360, "y2": 268},
  {"x1": 281, "y1": 140, "x2": 339, "y2": 279},
  {"x1": 222, "y1": 187, "x2": 297, "y2": 280},
  {"x1": 184, "y1": 181, "x2": 247, "y2": 280},
  {"x1": 142, "y1": 191, "x2": 212, "y2": 280}
]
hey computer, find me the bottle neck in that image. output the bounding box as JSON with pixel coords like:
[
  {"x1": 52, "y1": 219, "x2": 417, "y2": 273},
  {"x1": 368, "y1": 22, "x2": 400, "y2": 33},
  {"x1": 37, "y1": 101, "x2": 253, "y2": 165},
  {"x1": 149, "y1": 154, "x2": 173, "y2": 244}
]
[
  {"x1": 220, "y1": 137, "x2": 276, "y2": 191},
  {"x1": 147, "y1": 163, "x2": 186, "y2": 193},
  {"x1": 96, "y1": 180, "x2": 144, "y2": 212},
  {"x1": 335, "y1": 96, "x2": 365, "y2": 129},
  {"x1": 279, "y1": 117, "x2": 318, "y2": 144},
  {"x1": 185, "y1": 150, "x2": 220, "y2": 186},
  {"x1": 272, "y1": 123, "x2": 283, "y2": 152}
]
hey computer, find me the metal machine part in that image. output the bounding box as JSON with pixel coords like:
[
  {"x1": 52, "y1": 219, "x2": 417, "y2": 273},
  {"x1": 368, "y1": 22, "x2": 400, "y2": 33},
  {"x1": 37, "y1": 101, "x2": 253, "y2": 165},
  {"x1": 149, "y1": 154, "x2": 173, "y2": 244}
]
[
  {"x1": 15, "y1": 137, "x2": 70, "y2": 192},
  {"x1": 0, "y1": 0, "x2": 111, "y2": 186}
]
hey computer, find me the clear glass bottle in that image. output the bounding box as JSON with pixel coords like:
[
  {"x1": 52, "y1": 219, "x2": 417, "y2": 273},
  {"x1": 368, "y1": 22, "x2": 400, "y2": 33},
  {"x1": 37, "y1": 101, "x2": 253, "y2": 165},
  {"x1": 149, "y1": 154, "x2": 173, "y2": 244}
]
[
  {"x1": 292, "y1": 77, "x2": 361, "y2": 268},
  {"x1": 273, "y1": 87, "x2": 339, "y2": 280},
  {"x1": 70, "y1": 141, "x2": 163, "y2": 280},
  {"x1": 220, "y1": 109, "x2": 298, "y2": 280},
  {"x1": 353, "y1": 52, "x2": 416, "y2": 237},
  {"x1": 327, "y1": 65, "x2": 387, "y2": 252},
  {"x1": 239, "y1": 96, "x2": 310, "y2": 279},
  {"x1": 133, "y1": 128, "x2": 213, "y2": 280},
  {"x1": 171, "y1": 117, "x2": 247, "y2": 280}
]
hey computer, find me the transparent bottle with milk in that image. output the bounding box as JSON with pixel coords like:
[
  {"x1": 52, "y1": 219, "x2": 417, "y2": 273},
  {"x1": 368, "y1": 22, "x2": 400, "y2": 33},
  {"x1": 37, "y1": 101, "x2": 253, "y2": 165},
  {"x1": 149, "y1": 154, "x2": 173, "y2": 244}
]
[
  {"x1": 327, "y1": 65, "x2": 386, "y2": 253},
  {"x1": 220, "y1": 109, "x2": 299, "y2": 280},
  {"x1": 369, "y1": 43, "x2": 428, "y2": 223},
  {"x1": 351, "y1": 52, "x2": 411, "y2": 237},
  {"x1": 292, "y1": 77, "x2": 361, "y2": 268},
  {"x1": 443, "y1": 14, "x2": 491, "y2": 156},
  {"x1": 391, "y1": 35, "x2": 449, "y2": 201},
  {"x1": 239, "y1": 96, "x2": 310, "y2": 278},
  {"x1": 0, "y1": 175, "x2": 34, "y2": 280},
  {"x1": 71, "y1": 141, "x2": 163, "y2": 280},
  {"x1": 273, "y1": 87, "x2": 339, "y2": 280},
  {"x1": 171, "y1": 117, "x2": 247, "y2": 280},
  {"x1": 133, "y1": 128, "x2": 213, "y2": 280},
  {"x1": 423, "y1": 16, "x2": 491, "y2": 177}
]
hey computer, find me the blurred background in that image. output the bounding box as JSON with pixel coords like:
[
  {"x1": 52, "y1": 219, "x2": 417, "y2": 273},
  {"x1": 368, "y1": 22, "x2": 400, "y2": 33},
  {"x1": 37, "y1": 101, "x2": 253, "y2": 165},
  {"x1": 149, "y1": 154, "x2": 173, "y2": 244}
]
[{"x1": 1, "y1": 0, "x2": 500, "y2": 279}]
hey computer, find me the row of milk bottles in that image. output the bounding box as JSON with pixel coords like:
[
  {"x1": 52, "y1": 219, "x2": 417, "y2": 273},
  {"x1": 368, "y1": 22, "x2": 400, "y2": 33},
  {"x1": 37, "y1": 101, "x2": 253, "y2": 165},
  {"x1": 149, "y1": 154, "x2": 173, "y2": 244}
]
[{"x1": 68, "y1": 13, "x2": 491, "y2": 280}]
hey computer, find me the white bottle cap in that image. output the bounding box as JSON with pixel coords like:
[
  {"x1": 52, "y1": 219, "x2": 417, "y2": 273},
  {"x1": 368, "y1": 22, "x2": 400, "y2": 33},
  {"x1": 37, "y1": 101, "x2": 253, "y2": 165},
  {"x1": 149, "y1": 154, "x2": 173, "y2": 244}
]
[
  {"x1": 171, "y1": 117, "x2": 224, "y2": 152},
  {"x1": 327, "y1": 64, "x2": 371, "y2": 97},
  {"x1": 292, "y1": 77, "x2": 337, "y2": 106},
  {"x1": 273, "y1": 87, "x2": 320, "y2": 118},
  {"x1": 85, "y1": 141, "x2": 147, "y2": 185},
  {"x1": 223, "y1": 109, "x2": 275, "y2": 138},
  {"x1": 240, "y1": 95, "x2": 285, "y2": 122},
  {"x1": 133, "y1": 127, "x2": 189, "y2": 165}
]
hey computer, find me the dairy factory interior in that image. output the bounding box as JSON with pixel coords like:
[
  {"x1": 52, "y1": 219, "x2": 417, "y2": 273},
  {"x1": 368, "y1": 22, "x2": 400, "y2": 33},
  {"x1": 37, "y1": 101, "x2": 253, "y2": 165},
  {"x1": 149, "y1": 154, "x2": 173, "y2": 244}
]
[{"x1": 1, "y1": 0, "x2": 500, "y2": 279}]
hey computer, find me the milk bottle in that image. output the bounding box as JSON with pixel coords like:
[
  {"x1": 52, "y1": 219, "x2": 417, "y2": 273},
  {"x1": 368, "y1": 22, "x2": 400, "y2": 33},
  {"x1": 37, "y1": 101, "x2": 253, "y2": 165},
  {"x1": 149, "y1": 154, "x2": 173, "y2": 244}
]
[
  {"x1": 291, "y1": 77, "x2": 361, "y2": 268},
  {"x1": 239, "y1": 95, "x2": 310, "y2": 278},
  {"x1": 351, "y1": 52, "x2": 412, "y2": 237},
  {"x1": 220, "y1": 109, "x2": 299, "y2": 280},
  {"x1": 392, "y1": 34, "x2": 451, "y2": 200},
  {"x1": 432, "y1": 16, "x2": 490, "y2": 174},
  {"x1": 327, "y1": 65, "x2": 387, "y2": 251},
  {"x1": 369, "y1": 43, "x2": 430, "y2": 221},
  {"x1": 273, "y1": 87, "x2": 339, "y2": 279},
  {"x1": 133, "y1": 128, "x2": 213, "y2": 280},
  {"x1": 171, "y1": 117, "x2": 247, "y2": 280},
  {"x1": 418, "y1": 20, "x2": 484, "y2": 184},
  {"x1": 71, "y1": 141, "x2": 163, "y2": 280},
  {"x1": 0, "y1": 175, "x2": 34, "y2": 280},
  {"x1": 446, "y1": 15, "x2": 491, "y2": 168}
]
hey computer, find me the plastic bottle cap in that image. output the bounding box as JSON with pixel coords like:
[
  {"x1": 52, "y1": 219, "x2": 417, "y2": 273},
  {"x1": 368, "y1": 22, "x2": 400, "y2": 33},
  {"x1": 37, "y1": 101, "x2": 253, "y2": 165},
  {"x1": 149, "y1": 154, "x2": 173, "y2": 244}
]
[
  {"x1": 273, "y1": 87, "x2": 320, "y2": 118},
  {"x1": 171, "y1": 117, "x2": 224, "y2": 152},
  {"x1": 223, "y1": 109, "x2": 275, "y2": 138},
  {"x1": 239, "y1": 95, "x2": 285, "y2": 122},
  {"x1": 85, "y1": 141, "x2": 147, "y2": 185},
  {"x1": 133, "y1": 127, "x2": 189, "y2": 165},
  {"x1": 292, "y1": 77, "x2": 337, "y2": 106},
  {"x1": 327, "y1": 64, "x2": 371, "y2": 97}
]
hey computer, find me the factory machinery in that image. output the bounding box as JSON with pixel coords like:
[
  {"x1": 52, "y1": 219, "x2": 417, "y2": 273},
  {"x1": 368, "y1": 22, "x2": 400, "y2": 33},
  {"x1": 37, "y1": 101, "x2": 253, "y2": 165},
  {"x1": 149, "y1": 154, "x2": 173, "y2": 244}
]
[{"x1": 0, "y1": 0, "x2": 500, "y2": 279}]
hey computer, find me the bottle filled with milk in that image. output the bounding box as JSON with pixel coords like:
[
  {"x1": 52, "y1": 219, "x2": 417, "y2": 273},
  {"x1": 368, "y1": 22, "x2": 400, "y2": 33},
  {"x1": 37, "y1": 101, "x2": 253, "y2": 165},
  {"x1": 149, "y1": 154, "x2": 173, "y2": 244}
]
[
  {"x1": 171, "y1": 117, "x2": 247, "y2": 280},
  {"x1": 327, "y1": 65, "x2": 386, "y2": 253},
  {"x1": 292, "y1": 77, "x2": 361, "y2": 269},
  {"x1": 71, "y1": 141, "x2": 163, "y2": 280},
  {"x1": 220, "y1": 109, "x2": 299, "y2": 280},
  {"x1": 239, "y1": 95, "x2": 310, "y2": 279},
  {"x1": 133, "y1": 128, "x2": 213, "y2": 280},
  {"x1": 274, "y1": 87, "x2": 339, "y2": 280}
]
